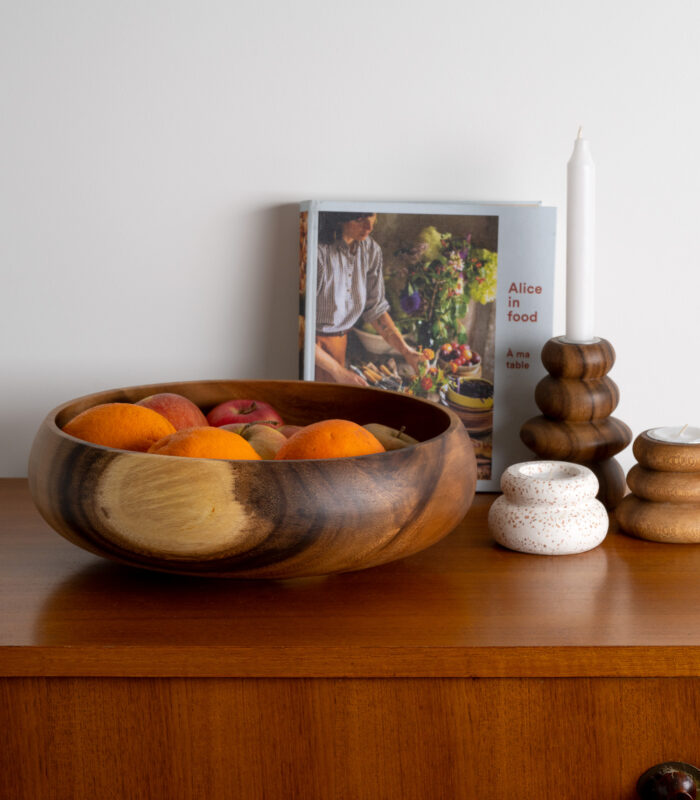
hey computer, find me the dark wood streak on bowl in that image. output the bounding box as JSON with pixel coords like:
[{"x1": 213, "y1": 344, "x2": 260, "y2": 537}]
[{"x1": 28, "y1": 380, "x2": 477, "y2": 578}]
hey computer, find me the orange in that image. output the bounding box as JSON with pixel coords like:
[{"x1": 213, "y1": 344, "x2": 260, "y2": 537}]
[
  {"x1": 147, "y1": 426, "x2": 261, "y2": 460},
  {"x1": 62, "y1": 403, "x2": 177, "y2": 452},
  {"x1": 274, "y1": 418, "x2": 385, "y2": 460}
]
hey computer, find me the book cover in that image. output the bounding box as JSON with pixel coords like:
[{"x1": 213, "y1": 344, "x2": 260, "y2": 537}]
[{"x1": 298, "y1": 200, "x2": 557, "y2": 491}]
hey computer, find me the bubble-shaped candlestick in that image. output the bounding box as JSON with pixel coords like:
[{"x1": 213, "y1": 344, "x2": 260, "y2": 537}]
[{"x1": 519, "y1": 337, "x2": 633, "y2": 510}]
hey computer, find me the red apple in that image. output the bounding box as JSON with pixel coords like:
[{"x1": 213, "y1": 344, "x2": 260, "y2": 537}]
[
  {"x1": 207, "y1": 398, "x2": 283, "y2": 428},
  {"x1": 136, "y1": 392, "x2": 208, "y2": 431}
]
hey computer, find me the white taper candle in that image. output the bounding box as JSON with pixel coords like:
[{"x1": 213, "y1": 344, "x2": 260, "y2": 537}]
[{"x1": 565, "y1": 127, "x2": 596, "y2": 343}]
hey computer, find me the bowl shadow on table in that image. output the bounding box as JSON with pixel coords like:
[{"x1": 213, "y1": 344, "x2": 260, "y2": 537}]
[{"x1": 32, "y1": 553, "x2": 469, "y2": 648}]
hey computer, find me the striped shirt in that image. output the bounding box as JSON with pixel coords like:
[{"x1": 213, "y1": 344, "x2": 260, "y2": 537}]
[{"x1": 316, "y1": 237, "x2": 390, "y2": 334}]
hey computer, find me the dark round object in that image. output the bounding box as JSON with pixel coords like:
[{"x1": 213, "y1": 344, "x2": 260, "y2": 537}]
[{"x1": 637, "y1": 762, "x2": 699, "y2": 799}]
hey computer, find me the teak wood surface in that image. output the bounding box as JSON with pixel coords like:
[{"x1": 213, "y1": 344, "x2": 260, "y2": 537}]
[{"x1": 3, "y1": 478, "x2": 700, "y2": 799}]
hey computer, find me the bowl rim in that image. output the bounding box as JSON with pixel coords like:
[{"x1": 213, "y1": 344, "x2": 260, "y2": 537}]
[{"x1": 44, "y1": 378, "x2": 466, "y2": 464}]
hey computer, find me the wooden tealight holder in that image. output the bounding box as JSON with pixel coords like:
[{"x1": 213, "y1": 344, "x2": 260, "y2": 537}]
[
  {"x1": 615, "y1": 431, "x2": 700, "y2": 542},
  {"x1": 520, "y1": 337, "x2": 633, "y2": 510}
]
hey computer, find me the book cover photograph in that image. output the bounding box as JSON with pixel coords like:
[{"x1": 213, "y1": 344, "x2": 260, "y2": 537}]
[{"x1": 299, "y1": 201, "x2": 557, "y2": 490}]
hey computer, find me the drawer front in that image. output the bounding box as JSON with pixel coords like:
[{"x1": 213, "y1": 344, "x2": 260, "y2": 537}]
[{"x1": 3, "y1": 676, "x2": 699, "y2": 799}]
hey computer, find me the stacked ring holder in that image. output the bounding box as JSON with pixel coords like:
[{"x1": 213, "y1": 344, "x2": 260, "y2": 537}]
[{"x1": 616, "y1": 431, "x2": 700, "y2": 542}]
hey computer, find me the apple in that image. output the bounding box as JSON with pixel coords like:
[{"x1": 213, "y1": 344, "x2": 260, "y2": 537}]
[
  {"x1": 363, "y1": 423, "x2": 418, "y2": 451},
  {"x1": 220, "y1": 422, "x2": 287, "y2": 459},
  {"x1": 135, "y1": 392, "x2": 208, "y2": 431},
  {"x1": 207, "y1": 399, "x2": 283, "y2": 428},
  {"x1": 279, "y1": 424, "x2": 305, "y2": 439}
]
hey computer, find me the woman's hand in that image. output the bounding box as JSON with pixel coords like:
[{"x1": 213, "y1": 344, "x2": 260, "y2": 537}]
[
  {"x1": 371, "y1": 313, "x2": 429, "y2": 376},
  {"x1": 315, "y1": 341, "x2": 368, "y2": 386},
  {"x1": 336, "y1": 367, "x2": 369, "y2": 386},
  {"x1": 402, "y1": 347, "x2": 428, "y2": 375}
]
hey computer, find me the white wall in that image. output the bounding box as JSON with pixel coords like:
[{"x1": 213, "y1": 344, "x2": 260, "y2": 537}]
[{"x1": 2, "y1": 0, "x2": 699, "y2": 477}]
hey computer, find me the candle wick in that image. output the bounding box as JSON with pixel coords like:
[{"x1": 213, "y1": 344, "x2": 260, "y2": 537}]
[
  {"x1": 680, "y1": 424, "x2": 689, "y2": 435},
  {"x1": 577, "y1": 125, "x2": 583, "y2": 139}
]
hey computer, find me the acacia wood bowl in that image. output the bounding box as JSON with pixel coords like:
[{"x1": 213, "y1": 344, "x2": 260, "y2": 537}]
[{"x1": 28, "y1": 379, "x2": 477, "y2": 578}]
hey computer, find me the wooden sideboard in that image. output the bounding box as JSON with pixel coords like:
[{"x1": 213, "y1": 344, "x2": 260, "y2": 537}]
[{"x1": 2, "y1": 477, "x2": 700, "y2": 799}]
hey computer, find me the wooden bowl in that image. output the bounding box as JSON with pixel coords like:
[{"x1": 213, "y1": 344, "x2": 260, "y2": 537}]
[{"x1": 28, "y1": 379, "x2": 477, "y2": 579}]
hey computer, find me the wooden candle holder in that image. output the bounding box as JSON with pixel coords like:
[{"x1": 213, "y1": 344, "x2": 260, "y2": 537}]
[
  {"x1": 615, "y1": 431, "x2": 700, "y2": 543},
  {"x1": 520, "y1": 337, "x2": 632, "y2": 510}
]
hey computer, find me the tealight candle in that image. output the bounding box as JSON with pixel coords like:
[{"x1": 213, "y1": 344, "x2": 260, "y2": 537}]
[
  {"x1": 488, "y1": 461, "x2": 609, "y2": 555},
  {"x1": 647, "y1": 425, "x2": 700, "y2": 444}
]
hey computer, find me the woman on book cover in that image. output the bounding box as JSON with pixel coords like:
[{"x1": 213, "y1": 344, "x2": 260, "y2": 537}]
[{"x1": 315, "y1": 212, "x2": 424, "y2": 385}]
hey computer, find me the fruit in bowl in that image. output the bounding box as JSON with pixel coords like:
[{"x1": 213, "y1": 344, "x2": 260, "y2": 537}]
[
  {"x1": 28, "y1": 380, "x2": 477, "y2": 579},
  {"x1": 438, "y1": 342, "x2": 482, "y2": 377},
  {"x1": 363, "y1": 423, "x2": 418, "y2": 451},
  {"x1": 207, "y1": 398, "x2": 283, "y2": 428},
  {"x1": 136, "y1": 392, "x2": 208, "y2": 430},
  {"x1": 220, "y1": 421, "x2": 288, "y2": 460}
]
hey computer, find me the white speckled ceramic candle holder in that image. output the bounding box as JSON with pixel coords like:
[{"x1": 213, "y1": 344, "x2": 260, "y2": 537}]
[{"x1": 488, "y1": 461, "x2": 609, "y2": 555}]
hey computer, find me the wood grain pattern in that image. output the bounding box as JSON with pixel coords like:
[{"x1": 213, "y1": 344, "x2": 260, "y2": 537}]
[
  {"x1": 27, "y1": 380, "x2": 477, "y2": 578},
  {"x1": 617, "y1": 432, "x2": 700, "y2": 543},
  {"x1": 5, "y1": 479, "x2": 700, "y2": 797},
  {"x1": 616, "y1": 495, "x2": 700, "y2": 542},
  {"x1": 627, "y1": 464, "x2": 700, "y2": 503},
  {"x1": 521, "y1": 337, "x2": 632, "y2": 510},
  {"x1": 520, "y1": 416, "x2": 632, "y2": 462},
  {"x1": 534, "y1": 374, "x2": 620, "y2": 421},
  {"x1": 633, "y1": 431, "x2": 700, "y2": 473},
  {"x1": 540, "y1": 335, "x2": 616, "y2": 378},
  {"x1": 4, "y1": 676, "x2": 700, "y2": 800},
  {"x1": 8, "y1": 480, "x2": 700, "y2": 677}
]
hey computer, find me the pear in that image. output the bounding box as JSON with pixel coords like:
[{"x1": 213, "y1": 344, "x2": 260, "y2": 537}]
[
  {"x1": 220, "y1": 422, "x2": 288, "y2": 459},
  {"x1": 363, "y1": 423, "x2": 419, "y2": 451}
]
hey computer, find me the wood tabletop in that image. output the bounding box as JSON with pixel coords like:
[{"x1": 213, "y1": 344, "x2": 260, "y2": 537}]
[{"x1": 2, "y1": 477, "x2": 700, "y2": 679}]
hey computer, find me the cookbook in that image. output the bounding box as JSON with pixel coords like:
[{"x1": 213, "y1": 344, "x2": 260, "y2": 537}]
[{"x1": 298, "y1": 200, "x2": 557, "y2": 491}]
